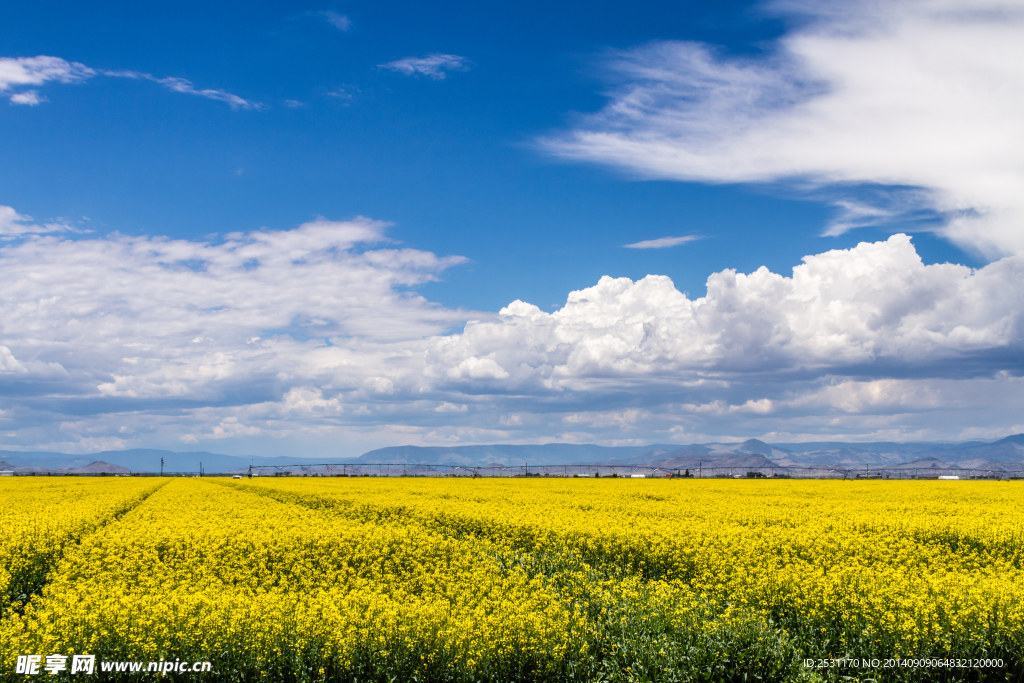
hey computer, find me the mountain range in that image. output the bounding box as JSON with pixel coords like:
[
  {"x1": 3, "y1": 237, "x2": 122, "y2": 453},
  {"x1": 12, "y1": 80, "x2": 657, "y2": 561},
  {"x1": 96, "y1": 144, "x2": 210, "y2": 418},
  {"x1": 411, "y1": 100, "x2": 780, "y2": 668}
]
[
  {"x1": 601, "y1": 436, "x2": 1024, "y2": 473},
  {"x1": 1, "y1": 435, "x2": 1022, "y2": 474},
  {"x1": 0, "y1": 449, "x2": 312, "y2": 475}
]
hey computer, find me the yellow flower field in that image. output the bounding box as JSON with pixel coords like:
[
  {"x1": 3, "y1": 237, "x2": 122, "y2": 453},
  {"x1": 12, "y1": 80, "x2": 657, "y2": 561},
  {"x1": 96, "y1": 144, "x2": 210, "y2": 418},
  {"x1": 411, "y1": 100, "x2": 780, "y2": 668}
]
[
  {"x1": 236, "y1": 478, "x2": 1024, "y2": 660},
  {"x1": 1, "y1": 477, "x2": 1020, "y2": 682},
  {"x1": 0, "y1": 478, "x2": 163, "y2": 619}
]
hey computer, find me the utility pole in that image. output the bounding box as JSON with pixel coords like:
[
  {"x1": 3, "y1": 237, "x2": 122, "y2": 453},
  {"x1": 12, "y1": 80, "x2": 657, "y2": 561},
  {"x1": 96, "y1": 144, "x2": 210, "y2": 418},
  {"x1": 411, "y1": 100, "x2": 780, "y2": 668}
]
[
  {"x1": 200, "y1": 462, "x2": 203, "y2": 477},
  {"x1": 160, "y1": 457, "x2": 164, "y2": 476},
  {"x1": 699, "y1": 462, "x2": 701, "y2": 479}
]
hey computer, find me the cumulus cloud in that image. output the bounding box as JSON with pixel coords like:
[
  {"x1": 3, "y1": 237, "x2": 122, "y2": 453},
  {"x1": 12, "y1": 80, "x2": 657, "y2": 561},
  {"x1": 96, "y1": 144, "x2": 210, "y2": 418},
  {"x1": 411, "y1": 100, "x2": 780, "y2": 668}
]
[
  {"x1": 542, "y1": 0, "x2": 1024, "y2": 258},
  {"x1": 427, "y1": 234, "x2": 1024, "y2": 393},
  {"x1": 380, "y1": 54, "x2": 469, "y2": 80},
  {"x1": 0, "y1": 346, "x2": 27, "y2": 374},
  {"x1": 1, "y1": 213, "x2": 1021, "y2": 452},
  {"x1": 0, "y1": 54, "x2": 259, "y2": 109}
]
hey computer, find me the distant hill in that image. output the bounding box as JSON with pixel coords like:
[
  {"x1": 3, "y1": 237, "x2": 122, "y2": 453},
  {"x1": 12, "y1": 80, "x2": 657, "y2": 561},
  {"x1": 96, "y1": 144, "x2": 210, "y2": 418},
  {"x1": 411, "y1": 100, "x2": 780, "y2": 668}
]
[
  {"x1": 604, "y1": 436, "x2": 1024, "y2": 472},
  {"x1": 0, "y1": 449, "x2": 327, "y2": 474},
  {"x1": 69, "y1": 461, "x2": 133, "y2": 474},
  {"x1": 640, "y1": 452, "x2": 780, "y2": 471},
  {"x1": 765, "y1": 442, "x2": 953, "y2": 467},
  {"x1": 3, "y1": 459, "x2": 132, "y2": 474},
  {"x1": 0, "y1": 435, "x2": 1021, "y2": 473},
  {"x1": 955, "y1": 458, "x2": 1024, "y2": 472},
  {"x1": 894, "y1": 457, "x2": 959, "y2": 470},
  {"x1": 352, "y1": 444, "x2": 679, "y2": 467}
]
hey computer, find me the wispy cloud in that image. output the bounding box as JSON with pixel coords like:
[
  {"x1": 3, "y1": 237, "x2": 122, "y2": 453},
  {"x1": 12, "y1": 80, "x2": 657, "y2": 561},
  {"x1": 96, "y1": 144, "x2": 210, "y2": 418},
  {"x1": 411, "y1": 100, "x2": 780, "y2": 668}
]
[
  {"x1": 102, "y1": 70, "x2": 262, "y2": 110},
  {"x1": 624, "y1": 235, "x2": 700, "y2": 249},
  {"x1": 380, "y1": 53, "x2": 469, "y2": 80},
  {"x1": 0, "y1": 56, "x2": 94, "y2": 103},
  {"x1": 0, "y1": 54, "x2": 260, "y2": 109},
  {"x1": 326, "y1": 87, "x2": 355, "y2": 101},
  {"x1": 320, "y1": 10, "x2": 351, "y2": 31},
  {"x1": 542, "y1": 0, "x2": 1024, "y2": 259},
  {"x1": 0, "y1": 205, "x2": 70, "y2": 237}
]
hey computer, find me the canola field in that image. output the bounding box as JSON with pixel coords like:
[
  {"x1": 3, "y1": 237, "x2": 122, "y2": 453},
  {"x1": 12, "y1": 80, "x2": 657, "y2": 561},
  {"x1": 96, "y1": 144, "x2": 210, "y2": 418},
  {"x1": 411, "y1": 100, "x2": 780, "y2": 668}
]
[{"x1": 1, "y1": 477, "x2": 1021, "y2": 682}]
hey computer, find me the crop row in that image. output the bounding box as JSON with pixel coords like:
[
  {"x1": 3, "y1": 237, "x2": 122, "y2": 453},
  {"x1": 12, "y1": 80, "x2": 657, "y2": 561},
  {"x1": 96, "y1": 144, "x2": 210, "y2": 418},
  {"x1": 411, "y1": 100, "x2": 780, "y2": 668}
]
[{"x1": 0, "y1": 478, "x2": 164, "y2": 618}]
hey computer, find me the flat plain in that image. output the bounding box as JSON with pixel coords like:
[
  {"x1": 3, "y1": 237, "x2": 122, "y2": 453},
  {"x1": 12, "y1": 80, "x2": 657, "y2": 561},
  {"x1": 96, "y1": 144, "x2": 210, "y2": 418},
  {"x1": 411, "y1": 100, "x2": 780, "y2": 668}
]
[{"x1": 1, "y1": 477, "x2": 1021, "y2": 682}]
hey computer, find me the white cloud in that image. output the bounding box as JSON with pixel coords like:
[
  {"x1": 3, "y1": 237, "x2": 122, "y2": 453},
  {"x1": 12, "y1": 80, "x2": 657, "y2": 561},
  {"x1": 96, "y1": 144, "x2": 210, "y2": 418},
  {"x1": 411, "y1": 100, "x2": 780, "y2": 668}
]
[
  {"x1": 434, "y1": 402, "x2": 468, "y2": 413},
  {"x1": 9, "y1": 90, "x2": 44, "y2": 105},
  {"x1": 320, "y1": 11, "x2": 351, "y2": 31},
  {"x1": 731, "y1": 399, "x2": 774, "y2": 414},
  {"x1": 281, "y1": 388, "x2": 344, "y2": 416},
  {"x1": 326, "y1": 88, "x2": 354, "y2": 101},
  {"x1": 0, "y1": 346, "x2": 27, "y2": 374},
  {"x1": 426, "y1": 233, "x2": 1024, "y2": 391},
  {"x1": 0, "y1": 214, "x2": 467, "y2": 397},
  {"x1": 0, "y1": 210, "x2": 1021, "y2": 452},
  {"x1": 624, "y1": 235, "x2": 700, "y2": 249},
  {"x1": 153, "y1": 76, "x2": 259, "y2": 110},
  {"x1": 37, "y1": 435, "x2": 129, "y2": 455},
  {"x1": 103, "y1": 70, "x2": 261, "y2": 110},
  {"x1": 0, "y1": 55, "x2": 259, "y2": 109},
  {"x1": 0, "y1": 205, "x2": 70, "y2": 237},
  {"x1": 445, "y1": 357, "x2": 510, "y2": 381},
  {"x1": 564, "y1": 409, "x2": 648, "y2": 429},
  {"x1": 797, "y1": 379, "x2": 947, "y2": 413},
  {"x1": 0, "y1": 56, "x2": 94, "y2": 104},
  {"x1": 380, "y1": 54, "x2": 469, "y2": 80},
  {"x1": 542, "y1": 0, "x2": 1024, "y2": 258}
]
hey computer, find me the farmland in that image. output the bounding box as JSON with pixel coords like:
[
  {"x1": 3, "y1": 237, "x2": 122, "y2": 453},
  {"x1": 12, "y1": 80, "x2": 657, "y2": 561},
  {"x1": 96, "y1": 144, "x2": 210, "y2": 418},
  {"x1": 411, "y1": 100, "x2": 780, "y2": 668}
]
[{"x1": 1, "y1": 478, "x2": 1021, "y2": 682}]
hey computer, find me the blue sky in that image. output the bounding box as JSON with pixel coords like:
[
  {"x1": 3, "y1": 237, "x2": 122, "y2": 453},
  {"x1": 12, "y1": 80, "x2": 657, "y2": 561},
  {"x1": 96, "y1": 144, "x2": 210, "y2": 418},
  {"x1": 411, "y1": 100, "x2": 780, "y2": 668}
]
[
  {"x1": 0, "y1": 0, "x2": 978, "y2": 308},
  {"x1": 1, "y1": 0, "x2": 1022, "y2": 456}
]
